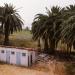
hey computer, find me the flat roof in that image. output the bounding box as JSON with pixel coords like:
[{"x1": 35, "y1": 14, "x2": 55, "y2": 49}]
[{"x1": 0, "y1": 45, "x2": 37, "y2": 51}]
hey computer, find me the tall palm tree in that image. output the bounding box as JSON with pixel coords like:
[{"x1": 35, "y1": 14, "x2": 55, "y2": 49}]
[
  {"x1": 0, "y1": 4, "x2": 23, "y2": 45},
  {"x1": 32, "y1": 20, "x2": 41, "y2": 48},
  {"x1": 44, "y1": 6, "x2": 63, "y2": 51},
  {"x1": 32, "y1": 6, "x2": 63, "y2": 53},
  {"x1": 60, "y1": 5, "x2": 75, "y2": 53},
  {"x1": 32, "y1": 14, "x2": 48, "y2": 50}
]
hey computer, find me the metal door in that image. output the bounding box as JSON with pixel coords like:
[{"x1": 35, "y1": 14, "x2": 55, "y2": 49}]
[
  {"x1": 6, "y1": 51, "x2": 10, "y2": 63},
  {"x1": 16, "y1": 52, "x2": 21, "y2": 65}
]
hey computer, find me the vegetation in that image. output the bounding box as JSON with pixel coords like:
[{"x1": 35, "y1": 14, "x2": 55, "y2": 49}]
[
  {"x1": 65, "y1": 63, "x2": 75, "y2": 75},
  {"x1": 0, "y1": 30, "x2": 37, "y2": 48},
  {"x1": 0, "y1": 3, "x2": 75, "y2": 75},
  {"x1": 32, "y1": 5, "x2": 75, "y2": 54},
  {"x1": 0, "y1": 3, "x2": 23, "y2": 45},
  {"x1": 9, "y1": 30, "x2": 37, "y2": 48}
]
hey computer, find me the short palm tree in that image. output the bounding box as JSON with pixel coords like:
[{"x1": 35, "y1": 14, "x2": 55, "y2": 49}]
[{"x1": 0, "y1": 4, "x2": 23, "y2": 45}]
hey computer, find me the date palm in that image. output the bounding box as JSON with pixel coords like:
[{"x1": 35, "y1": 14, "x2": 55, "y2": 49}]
[
  {"x1": 0, "y1": 4, "x2": 23, "y2": 45},
  {"x1": 61, "y1": 5, "x2": 75, "y2": 53},
  {"x1": 32, "y1": 6, "x2": 63, "y2": 53},
  {"x1": 32, "y1": 14, "x2": 49, "y2": 50},
  {"x1": 44, "y1": 6, "x2": 63, "y2": 51}
]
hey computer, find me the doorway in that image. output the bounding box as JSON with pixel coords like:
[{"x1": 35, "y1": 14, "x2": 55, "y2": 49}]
[
  {"x1": 30, "y1": 54, "x2": 32, "y2": 65},
  {"x1": 16, "y1": 52, "x2": 21, "y2": 65},
  {"x1": 6, "y1": 51, "x2": 10, "y2": 63}
]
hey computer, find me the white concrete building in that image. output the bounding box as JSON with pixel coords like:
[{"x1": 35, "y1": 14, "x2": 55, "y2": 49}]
[{"x1": 0, "y1": 46, "x2": 36, "y2": 67}]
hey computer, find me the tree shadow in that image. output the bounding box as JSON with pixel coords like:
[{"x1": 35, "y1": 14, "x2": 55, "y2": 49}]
[{"x1": 54, "y1": 51, "x2": 75, "y2": 62}]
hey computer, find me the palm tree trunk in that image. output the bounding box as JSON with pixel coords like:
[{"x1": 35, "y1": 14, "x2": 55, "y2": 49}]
[
  {"x1": 73, "y1": 42, "x2": 75, "y2": 50},
  {"x1": 44, "y1": 38, "x2": 49, "y2": 52},
  {"x1": 4, "y1": 32, "x2": 9, "y2": 45},
  {"x1": 37, "y1": 38, "x2": 41, "y2": 48},
  {"x1": 67, "y1": 44, "x2": 69, "y2": 54},
  {"x1": 49, "y1": 39, "x2": 51, "y2": 48},
  {"x1": 37, "y1": 38, "x2": 41, "y2": 52},
  {"x1": 69, "y1": 46, "x2": 71, "y2": 54},
  {"x1": 55, "y1": 41, "x2": 58, "y2": 49},
  {"x1": 50, "y1": 39, "x2": 55, "y2": 53},
  {"x1": 67, "y1": 44, "x2": 72, "y2": 55},
  {"x1": 4, "y1": 23, "x2": 9, "y2": 45}
]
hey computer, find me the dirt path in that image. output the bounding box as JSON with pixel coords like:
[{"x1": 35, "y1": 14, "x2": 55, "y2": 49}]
[
  {"x1": 0, "y1": 60, "x2": 66, "y2": 75},
  {"x1": 47, "y1": 60, "x2": 66, "y2": 75},
  {"x1": 0, "y1": 64, "x2": 50, "y2": 75}
]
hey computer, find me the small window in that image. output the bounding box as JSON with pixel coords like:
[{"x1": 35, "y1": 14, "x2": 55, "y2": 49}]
[
  {"x1": 11, "y1": 52, "x2": 15, "y2": 54},
  {"x1": 1, "y1": 50, "x2": 4, "y2": 53},
  {"x1": 22, "y1": 53, "x2": 26, "y2": 56}
]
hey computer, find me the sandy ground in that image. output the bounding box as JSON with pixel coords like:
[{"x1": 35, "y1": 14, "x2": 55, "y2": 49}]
[
  {"x1": 0, "y1": 64, "x2": 50, "y2": 75},
  {"x1": 0, "y1": 60, "x2": 66, "y2": 75}
]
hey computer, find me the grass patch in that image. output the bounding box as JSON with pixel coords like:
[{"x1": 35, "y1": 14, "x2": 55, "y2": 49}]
[
  {"x1": 10, "y1": 39, "x2": 37, "y2": 48},
  {"x1": 9, "y1": 30, "x2": 38, "y2": 48},
  {"x1": 0, "y1": 30, "x2": 38, "y2": 48},
  {"x1": 65, "y1": 63, "x2": 75, "y2": 75}
]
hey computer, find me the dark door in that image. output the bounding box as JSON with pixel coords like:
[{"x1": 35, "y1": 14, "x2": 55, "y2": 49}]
[
  {"x1": 30, "y1": 54, "x2": 32, "y2": 65},
  {"x1": 28, "y1": 56, "x2": 29, "y2": 66}
]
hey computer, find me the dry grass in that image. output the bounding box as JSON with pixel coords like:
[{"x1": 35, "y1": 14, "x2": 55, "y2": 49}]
[
  {"x1": 65, "y1": 63, "x2": 75, "y2": 75},
  {"x1": 9, "y1": 30, "x2": 38, "y2": 48},
  {"x1": 0, "y1": 58, "x2": 72, "y2": 75},
  {"x1": 0, "y1": 63, "x2": 50, "y2": 75},
  {"x1": 0, "y1": 30, "x2": 38, "y2": 48}
]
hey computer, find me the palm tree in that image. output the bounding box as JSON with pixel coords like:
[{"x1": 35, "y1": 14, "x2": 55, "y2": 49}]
[
  {"x1": 32, "y1": 20, "x2": 41, "y2": 48},
  {"x1": 60, "y1": 5, "x2": 75, "y2": 53},
  {"x1": 32, "y1": 6, "x2": 63, "y2": 53},
  {"x1": 0, "y1": 4, "x2": 23, "y2": 45},
  {"x1": 61, "y1": 16, "x2": 75, "y2": 53},
  {"x1": 43, "y1": 6, "x2": 63, "y2": 52},
  {"x1": 32, "y1": 14, "x2": 48, "y2": 50}
]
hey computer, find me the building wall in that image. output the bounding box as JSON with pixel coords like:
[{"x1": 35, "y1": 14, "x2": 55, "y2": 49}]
[
  {"x1": 10, "y1": 49, "x2": 17, "y2": 64},
  {"x1": 0, "y1": 47, "x2": 36, "y2": 67},
  {"x1": 6, "y1": 49, "x2": 10, "y2": 63},
  {"x1": 28, "y1": 51, "x2": 36, "y2": 66},
  {"x1": 0, "y1": 47, "x2": 6, "y2": 62},
  {"x1": 20, "y1": 50, "x2": 28, "y2": 67},
  {"x1": 16, "y1": 52, "x2": 21, "y2": 65}
]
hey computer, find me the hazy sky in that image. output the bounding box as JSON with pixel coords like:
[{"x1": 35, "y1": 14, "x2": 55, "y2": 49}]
[{"x1": 0, "y1": 0, "x2": 75, "y2": 28}]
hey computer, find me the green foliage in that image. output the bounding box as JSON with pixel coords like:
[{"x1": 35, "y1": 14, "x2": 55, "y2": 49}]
[
  {"x1": 0, "y1": 3, "x2": 23, "y2": 45},
  {"x1": 32, "y1": 5, "x2": 75, "y2": 53},
  {"x1": 32, "y1": 6, "x2": 63, "y2": 53}
]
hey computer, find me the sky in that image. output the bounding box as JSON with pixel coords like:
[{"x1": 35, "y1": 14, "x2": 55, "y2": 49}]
[{"x1": 0, "y1": 0, "x2": 75, "y2": 28}]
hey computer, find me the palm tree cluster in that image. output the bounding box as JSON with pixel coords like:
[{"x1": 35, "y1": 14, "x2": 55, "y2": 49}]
[
  {"x1": 32, "y1": 5, "x2": 75, "y2": 54},
  {"x1": 0, "y1": 3, "x2": 23, "y2": 45}
]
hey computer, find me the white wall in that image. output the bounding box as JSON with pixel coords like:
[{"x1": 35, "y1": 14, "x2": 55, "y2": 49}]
[
  {"x1": 10, "y1": 48, "x2": 17, "y2": 64},
  {"x1": 0, "y1": 47, "x2": 36, "y2": 67},
  {"x1": 0, "y1": 47, "x2": 6, "y2": 62},
  {"x1": 20, "y1": 50, "x2": 28, "y2": 67},
  {"x1": 28, "y1": 51, "x2": 36, "y2": 66}
]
